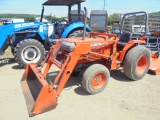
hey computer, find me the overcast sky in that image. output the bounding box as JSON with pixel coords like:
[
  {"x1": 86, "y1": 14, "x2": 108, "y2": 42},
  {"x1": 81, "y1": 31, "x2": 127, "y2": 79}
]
[{"x1": 0, "y1": 0, "x2": 159, "y2": 17}]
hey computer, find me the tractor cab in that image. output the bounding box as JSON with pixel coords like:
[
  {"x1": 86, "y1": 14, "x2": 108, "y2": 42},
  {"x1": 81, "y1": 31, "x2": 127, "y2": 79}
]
[
  {"x1": 41, "y1": 0, "x2": 88, "y2": 39},
  {"x1": 42, "y1": 0, "x2": 85, "y2": 23}
]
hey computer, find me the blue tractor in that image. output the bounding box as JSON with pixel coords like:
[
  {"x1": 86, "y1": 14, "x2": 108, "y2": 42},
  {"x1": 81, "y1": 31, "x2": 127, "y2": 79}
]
[{"x1": 0, "y1": 0, "x2": 91, "y2": 68}]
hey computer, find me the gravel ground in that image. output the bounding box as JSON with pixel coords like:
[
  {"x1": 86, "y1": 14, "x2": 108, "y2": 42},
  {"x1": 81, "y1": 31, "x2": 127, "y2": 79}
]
[{"x1": 0, "y1": 49, "x2": 160, "y2": 120}]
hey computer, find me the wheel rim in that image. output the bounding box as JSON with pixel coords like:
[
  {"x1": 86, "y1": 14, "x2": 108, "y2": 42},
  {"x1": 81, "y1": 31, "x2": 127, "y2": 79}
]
[
  {"x1": 92, "y1": 73, "x2": 106, "y2": 89},
  {"x1": 21, "y1": 45, "x2": 41, "y2": 64},
  {"x1": 136, "y1": 55, "x2": 148, "y2": 74}
]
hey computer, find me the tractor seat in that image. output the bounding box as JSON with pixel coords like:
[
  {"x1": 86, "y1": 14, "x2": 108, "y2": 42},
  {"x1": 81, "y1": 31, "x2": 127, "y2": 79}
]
[{"x1": 117, "y1": 32, "x2": 132, "y2": 46}]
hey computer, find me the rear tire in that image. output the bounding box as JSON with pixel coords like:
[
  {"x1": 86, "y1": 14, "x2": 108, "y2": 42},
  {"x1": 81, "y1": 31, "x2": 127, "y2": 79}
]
[
  {"x1": 14, "y1": 39, "x2": 45, "y2": 68},
  {"x1": 123, "y1": 46, "x2": 150, "y2": 80},
  {"x1": 82, "y1": 64, "x2": 110, "y2": 94},
  {"x1": 68, "y1": 30, "x2": 89, "y2": 38}
]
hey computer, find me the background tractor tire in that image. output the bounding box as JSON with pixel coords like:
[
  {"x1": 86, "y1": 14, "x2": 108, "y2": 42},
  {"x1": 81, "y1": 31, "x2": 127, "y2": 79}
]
[
  {"x1": 68, "y1": 30, "x2": 89, "y2": 38},
  {"x1": 82, "y1": 64, "x2": 110, "y2": 94},
  {"x1": 123, "y1": 46, "x2": 151, "y2": 81},
  {"x1": 14, "y1": 39, "x2": 45, "y2": 68}
]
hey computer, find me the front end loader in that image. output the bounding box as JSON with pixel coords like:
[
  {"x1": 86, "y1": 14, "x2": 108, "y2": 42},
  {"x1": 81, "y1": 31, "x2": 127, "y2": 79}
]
[{"x1": 21, "y1": 9, "x2": 153, "y2": 116}]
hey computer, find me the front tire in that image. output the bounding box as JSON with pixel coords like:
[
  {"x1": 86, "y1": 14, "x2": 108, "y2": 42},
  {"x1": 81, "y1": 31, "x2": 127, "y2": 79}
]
[
  {"x1": 14, "y1": 39, "x2": 45, "y2": 68},
  {"x1": 123, "y1": 46, "x2": 151, "y2": 80},
  {"x1": 82, "y1": 64, "x2": 110, "y2": 94}
]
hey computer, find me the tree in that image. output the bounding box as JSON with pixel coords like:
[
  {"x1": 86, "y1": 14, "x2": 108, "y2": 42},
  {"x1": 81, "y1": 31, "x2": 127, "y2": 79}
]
[
  {"x1": 46, "y1": 13, "x2": 52, "y2": 22},
  {"x1": 25, "y1": 16, "x2": 35, "y2": 22},
  {"x1": 108, "y1": 14, "x2": 120, "y2": 25}
]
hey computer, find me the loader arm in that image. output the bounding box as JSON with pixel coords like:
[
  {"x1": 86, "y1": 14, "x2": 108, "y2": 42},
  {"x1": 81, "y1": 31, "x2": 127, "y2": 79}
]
[{"x1": 21, "y1": 41, "x2": 90, "y2": 116}]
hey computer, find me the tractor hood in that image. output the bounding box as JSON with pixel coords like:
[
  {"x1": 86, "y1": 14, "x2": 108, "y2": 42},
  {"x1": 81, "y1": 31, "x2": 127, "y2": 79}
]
[
  {"x1": 61, "y1": 36, "x2": 109, "y2": 45},
  {"x1": 60, "y1": 36, "x2": 110, "y2": 52},
  {"x1": 43, "y1": 0, "x2": 86, "y2": 6}
]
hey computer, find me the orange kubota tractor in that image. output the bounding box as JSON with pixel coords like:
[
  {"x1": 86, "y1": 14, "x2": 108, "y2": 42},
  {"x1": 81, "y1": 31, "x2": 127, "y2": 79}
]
[{"x1": 20, "y1": 8, "x2": 160, "y2": 117}]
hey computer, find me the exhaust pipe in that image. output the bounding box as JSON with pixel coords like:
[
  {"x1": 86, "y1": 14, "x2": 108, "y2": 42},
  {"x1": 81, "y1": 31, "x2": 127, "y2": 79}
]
[
  {"x1": 40, "y1": 6, "x2": 44, "y2": 22},
  {"x1": 82, "y1": 7, "x2": 87, "y2": 40}
]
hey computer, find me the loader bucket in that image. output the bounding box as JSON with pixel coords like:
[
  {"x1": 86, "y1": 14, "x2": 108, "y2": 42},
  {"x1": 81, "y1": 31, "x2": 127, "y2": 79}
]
[{"x1": 21, "y1": 63, "x2": 58, "y2": 117}]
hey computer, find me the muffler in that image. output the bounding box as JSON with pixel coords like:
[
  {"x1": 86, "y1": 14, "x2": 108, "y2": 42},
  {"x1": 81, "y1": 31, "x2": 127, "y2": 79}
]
[{"x1": 21, "y1": 63, "x2": 58, "y2": 117}]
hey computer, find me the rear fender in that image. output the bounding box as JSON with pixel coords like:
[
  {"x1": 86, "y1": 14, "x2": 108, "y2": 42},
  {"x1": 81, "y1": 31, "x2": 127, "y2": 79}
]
[
  {"x1": 61, "y1": 22, "x2": 91, "y2": 38},
  {"x1": 119, "y1": 40, "x2": 146, "y2": 62}
]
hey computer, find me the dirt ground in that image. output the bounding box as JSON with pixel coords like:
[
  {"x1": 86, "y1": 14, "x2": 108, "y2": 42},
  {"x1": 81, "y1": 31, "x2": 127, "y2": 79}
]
[{"x1": 0, "y1": 50, "x2": 160, "y2": 120}]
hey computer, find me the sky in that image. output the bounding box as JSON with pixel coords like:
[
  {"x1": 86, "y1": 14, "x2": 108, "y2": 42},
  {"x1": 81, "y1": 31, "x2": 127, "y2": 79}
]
[{"x1": 0, "y1": 0, "x2": 159, "y2": 17}]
